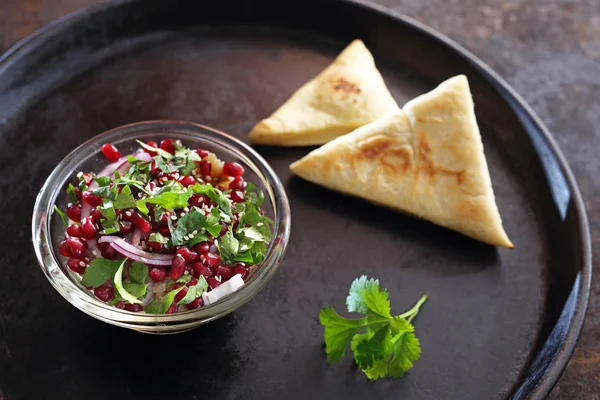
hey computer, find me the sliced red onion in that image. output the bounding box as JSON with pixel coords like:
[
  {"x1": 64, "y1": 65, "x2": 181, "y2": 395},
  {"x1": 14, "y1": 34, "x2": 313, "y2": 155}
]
[
  {"x1": 98, "y1": 235, "x2": 119, "y2": 244},
  {"x1": 142, "y1": 282, "x2": 155, "y2": 306},
  {"x1": 110, "y1": 238, "x2": 174, "y2": 267},
  {"x1": 135, "y1": 151, "x2": 153, "y2": 163},
  {"x1": 131, "y1": 229, "x2": 142, "y2": 247}
]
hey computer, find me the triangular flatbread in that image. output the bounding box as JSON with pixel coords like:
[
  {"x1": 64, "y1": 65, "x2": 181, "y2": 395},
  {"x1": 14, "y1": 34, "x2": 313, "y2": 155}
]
[
  {"x1": 290, "y1": 75, "x2": 513, "y2": 248},
  {"x1": 248, "y1": 40, "x2": 400, "y2": 146}
]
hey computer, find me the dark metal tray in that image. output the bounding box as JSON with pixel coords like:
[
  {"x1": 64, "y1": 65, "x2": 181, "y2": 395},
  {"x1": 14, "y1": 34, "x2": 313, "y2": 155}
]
[{"x1": 0, "y1": 1, "x2": 591, "y2": 399}]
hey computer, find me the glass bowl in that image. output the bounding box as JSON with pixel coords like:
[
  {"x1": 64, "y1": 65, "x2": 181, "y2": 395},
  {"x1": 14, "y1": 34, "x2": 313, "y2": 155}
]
[{"x1": 32, "y1": 120, "x2": 291, "y2": 334}]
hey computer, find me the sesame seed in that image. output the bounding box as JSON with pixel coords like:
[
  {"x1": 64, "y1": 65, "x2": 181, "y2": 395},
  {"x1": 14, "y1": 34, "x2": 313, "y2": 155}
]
[
  {"x1": 200, "y1": 255, "x2": 206, "y2": 263},
  {"x1": 183, "y1": 207, "x2": 190, "y2": 212},
  {"x1": 216, "y1": 275, "x2": 222, "y2": 282},
  {"x1": 214, "y1": 240, "x2": 219, "y2": 246},
  {"x1": 183, "y1": 236, "x2": 189, "y2": 241},
  {"x1": 206, "y1": 177, "x2": 212, "y2": 182},
  {"x1": 189, "y1": 234, "x2": 195, "y2": 239},
  {"x1": 180, "y1": 212, "x2": 185, "y2": 217},
  {"x1": 184, "y1": 270, "x2": 190, "y2": 275},
  {"x1": 200, "y1": 228, "x2": 206, "y2": 234},
  {"x1": 79, "y1": 261, "x2": 86, "y2": 267},
  {"x1": 170, "y1": 215, "x2": 177, "y2": 220},
  {"x1": 125, "y1": 211, "x2": 132, "y2": 217},
  {"x1": 67, "y1": 202, "x2": 72, "y2": 207},
  {"x1": 243, "y1": 182, "x2": 247, "y2": 187},
  {"x1": 257, "y1": 223, "x2": 263, "y2": 227},
  {"x1": 192, "y1": 230, "x2": 198, "y2": 235}
]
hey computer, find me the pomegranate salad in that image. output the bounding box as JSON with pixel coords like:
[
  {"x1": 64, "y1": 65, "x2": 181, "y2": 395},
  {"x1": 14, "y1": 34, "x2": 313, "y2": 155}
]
[{"x1": 53, "y1": 139, "x2": 273, "y2": 314}]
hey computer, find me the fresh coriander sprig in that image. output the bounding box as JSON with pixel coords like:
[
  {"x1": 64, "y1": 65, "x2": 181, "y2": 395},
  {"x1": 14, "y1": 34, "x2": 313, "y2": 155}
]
[{"x1": 319, "y1": 276, "x2": 428, "y2": 380}]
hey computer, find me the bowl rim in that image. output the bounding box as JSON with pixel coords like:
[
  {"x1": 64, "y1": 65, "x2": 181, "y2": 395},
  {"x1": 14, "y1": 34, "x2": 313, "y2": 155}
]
[{"x1": 32, "y1": 120, "x2": 291, "y2": 329}]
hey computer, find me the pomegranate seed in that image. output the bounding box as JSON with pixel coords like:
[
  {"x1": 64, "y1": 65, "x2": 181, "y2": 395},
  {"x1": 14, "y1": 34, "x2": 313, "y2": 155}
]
[
  {"x1": 125, "y1": 304, "x2": 143, "y2": 312},
  {"x1": 160, "y1": 139, "x2": 181, "y2": 154},
  {"x1": 189, "y1": 278, "x2": 198, "y2": 286},
  {"x1": 59, "y1": 240, "x2": 72, "y2": 257},
  {"x1": 174, "y1": 286, "x2": 188, "y2": 302},
  {"x1": 209, "y1": 264, "x2": 220, "y2": 276},
  {"x1": 192, "y1": 262, "x2": 212, "y2": 278},
  {"x1": 150, "y1": 162, "x2": 160, "y2": 177},
  {"x1": 66, "y1": 237, "x2": 87, "y2": 258},
  {"x1": 170, "y1": 255, "x2": 186, "y2": 280},
  {"x1": 159, "y1": 227, "x2": 171, "y2": 237},
  {"x1": 179, "y1": 175, "x2": 196, "y2": 187},
  {"x1": 186, "y1": 297, "x2": 204, "y2": 310},
  {"x1": 132, "y1": 213, "x2": 152, "y2": 233},
  {"x1": 66, "y1": 204, "x2": 82, "y2": 222},
  {"x1": 66, "y1": 224, "x2": 82, "y2": 237},
  {"x1": 207, "y1": 277, "x2": 221, "y2": 289},
  {"x1": 177, "y1": 248, "x2": 199, "y2": 263},
  {"x1": 219, "y1": 223, "x2": 228, "y2": 236},
  {"x1": 115, "y1": 301, "x2": 126, "y2": 310},
  {"x1": 217, "y1": 265, "x2": 233, "y2": 281},
  {"x1": 223, "y1": 162, "x2": 244, "y2": 177},
  {"x1": 67, "y1": 258, "x2": 87, "y2": 274},
  {"x1": 192, "y1": 242, "x2": 210, "y2": 255},
  {"x1": 82, "y1": 191, "x2": 102, "y2": 207},
  {"x1": 195, "y1": 149, "x2": 209, "y2": 159},
  {"x1": 189, "y1": 194, "x2": 208, "y2": 208},
  {"x1": 199, "y1": 160, "x2": 211, "y2": 178},
  {"x1": 119, "y1": 221, "x2": 133, "y2": 235},
  {"x1": 121, "y1": 209, "x2": 135, "y2": 221},
  {"x1": 73, "y1": 187, "x2": 82, "y2": 200},
  {"x1": 149, "y1": 268, "x2": 167, "y2": 282},
  {"x1": 90, "y1": 208, "x2": 103, "y2": 222},
  {"x1": 80, "y1": 217, "x2": 99, "y2": 239},
  {"x1": 209, "y1": 243, "x2": 218, "y2": 254},
  {"x1": 230, "y1": 190, "x2": 245, "y2": 203},
  {"x1": 232, "y1": 264, "x2": 249, "y2": 279},
  {"x1": 94, "y1": 285, "x2": 114, "y2": 302},
  {"x1": 145, "y1": 141, "x2": 158, "y2": 156},
  {"x1": 147, "y1": 241, "x2": 164, "y2": 251},
  {"x1": 166, "y1": 302, "x2": 179, "y2": 314},
  {"x1": 101, "y1": 143, "x2": 121, "y2": 163},
  {"x1": 228, "y1": 176, "x2": 245, "y2": 192},
  {"x1": 98, "y1": 242, "x2": 118, "y2": 259},
  {"x1": 205, "y1": 252, "x2": 220, "y2": 268}
]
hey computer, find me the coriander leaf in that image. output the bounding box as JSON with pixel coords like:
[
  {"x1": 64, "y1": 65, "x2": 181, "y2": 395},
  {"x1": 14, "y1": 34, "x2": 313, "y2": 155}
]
[
  {"x1": 178, "y1": 277, "x2": 208, "y2": 305},
  {"x1": 114, "y1": 260, "x2": 143, "y2": 304},
  {"x1": 174, "y1": 147, "x2": 201, "y2": 175},
  {"x1": 354, "y1": 326, "x2": 393, "y2": 369},
  {"x1": 136, "y1": 200, "x2": 149, "y2": 216},
  {"x1": 363, "y1": 359, "x2": 391, "y2": 380},
  {"x1": 190, "y1": 184, "x2": 232, "y2": 217},
  {"x1": 219, "y1": 228, "x2": 239, "y2": 262},
  {"x1": 145, "y1": 286, "x2": 184, "y2": 314},
  {"x1": 319, "y1": 307, "x2": 379, "y2": 363},
  {"x1": 347, "y1": 276, "x2": 382, "y2": 314},
  {"x1": 240, "y1": 225, "x2": 272, "y2": 243},
  {"x1": 176, "y1": 274, "x2": 192, "y2": 284},
  {"x1": 81, "y1": 258, "x2": 123, "y2": 288},
  {"x1": 123, "y1": 282, "x2": 148, "y2": 298},
  {"x1": 127, "y1": 155, "x2": 141, "y2": 163},
  {"x1": 136, "y1": 140, "x2": 173, "y2": 159},
  {"x1": 94, "y1": 176, "x2": 112, "y2": 187},
  {"x1": 154, "y1": 155, "x2": 178, "y2": 173},
  {"x1": 388, "y1": 330, "x2": 421, "y2": 379},
  {"x1": 53, "y1": 206, "x2": 68, "y2": 226},
  {"x1": 148, "y1": 232, "x2": 169, "y2": 245},
  {"x1": 204, "y1": 207, "x2": 222, "y2": 237},
  {"x1": 66, "y1": 184, "x2": 78, "y2": 203},
  {"x1": 232, "y1": 250, "x2": 254, "y2": 263},
  {"x1": 129, "y1": 261, "x2": 148, "y2": 284},
  {"x1": 113, "y1": 185, "x2": 137, "y2": 209},
  {"x1": 93, "y1": 185, "x2": 117, "y2": 199},
  {"x1": 170, "y1": 208, "x2": 206, "y2": 246},
  {"x1": 144, "y1": 190, "x2": 192, "y2": 211}
]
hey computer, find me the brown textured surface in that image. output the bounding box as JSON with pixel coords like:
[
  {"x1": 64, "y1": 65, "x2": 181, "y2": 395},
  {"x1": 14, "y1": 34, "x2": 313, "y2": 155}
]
[{"x1": 0, "y1": 0, "x2": 598, "y2": 398}]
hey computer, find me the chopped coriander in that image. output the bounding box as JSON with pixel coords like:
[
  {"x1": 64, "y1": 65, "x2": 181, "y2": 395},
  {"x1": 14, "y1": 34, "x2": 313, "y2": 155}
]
[
  {"x1": 112, "y1": 185, "x2": 137, "y2": 209},
  {"x1": 169, "y1": 207, "x2": 211, "y2": 246},
  {"x1": 81, "y1": 258, "x2": 124, "y2": 288},
  {"x1": 66, "y1": 183, "x2": 78, "y2": 203},
  {"x1": 145, "y1": 286, "x2": 185, "y2": 314},
  {"x1": 178, "y1": 276, "x2": 208, "y2": 305},
  {"x1": 148, "y1": 232, "x2": 169, "y2": 245},
  {"x1": 136, "y1": 140, "x2": 173, "y2": 159},
  {"x1": 319, "y1": 276, "x2": 428, "y2": 380},
  {"x1": 53, "y1": 205, "x2": 68, "y2": 226},
  {"x1": 129, "y1": 261, "x2": 148, "y2": 284},
  {"x1": 189, "y1": 183, "x2": 232, "y2": 217},
  {"x1": 219, "y1": 228, "x2": 240, "y2": 263}
]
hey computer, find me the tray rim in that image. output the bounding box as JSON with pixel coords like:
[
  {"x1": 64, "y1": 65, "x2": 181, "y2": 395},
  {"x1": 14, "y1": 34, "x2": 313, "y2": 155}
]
[{"x1": 0, "y1": 0, "x2": 591, "y2": 398}]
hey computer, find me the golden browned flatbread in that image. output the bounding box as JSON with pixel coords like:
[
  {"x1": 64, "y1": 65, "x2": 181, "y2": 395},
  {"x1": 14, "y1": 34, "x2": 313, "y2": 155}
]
[
  {"x1": 248, "y1": 40, "x2": 400, "y2": 146},
  {"x1": 290, "y1": 75, "x2": 513, "y2": 247}
]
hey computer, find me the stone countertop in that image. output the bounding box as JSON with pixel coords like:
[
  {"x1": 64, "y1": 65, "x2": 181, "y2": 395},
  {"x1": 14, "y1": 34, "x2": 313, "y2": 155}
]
[{"x1": 1, "y1": 0, "x2": 599, "y2": 398}]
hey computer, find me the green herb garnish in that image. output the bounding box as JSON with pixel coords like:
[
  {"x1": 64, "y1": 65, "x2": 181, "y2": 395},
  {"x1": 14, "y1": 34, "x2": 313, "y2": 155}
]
[
  {"x1": 81, "y1": 258, "x2": 124, "y2": 288},
  {"x1": 53, "y1": 205, "x2": 68, "y2": 227},
  {"x1": 145, "y1": 286, "x2": 185, "y2": 314},
  {"x1": 178, "y1": 276, "x2": 209, "y2": 305},
  {"x1": 319, "y1": 276, "x2": 428, "y2": 380}
]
